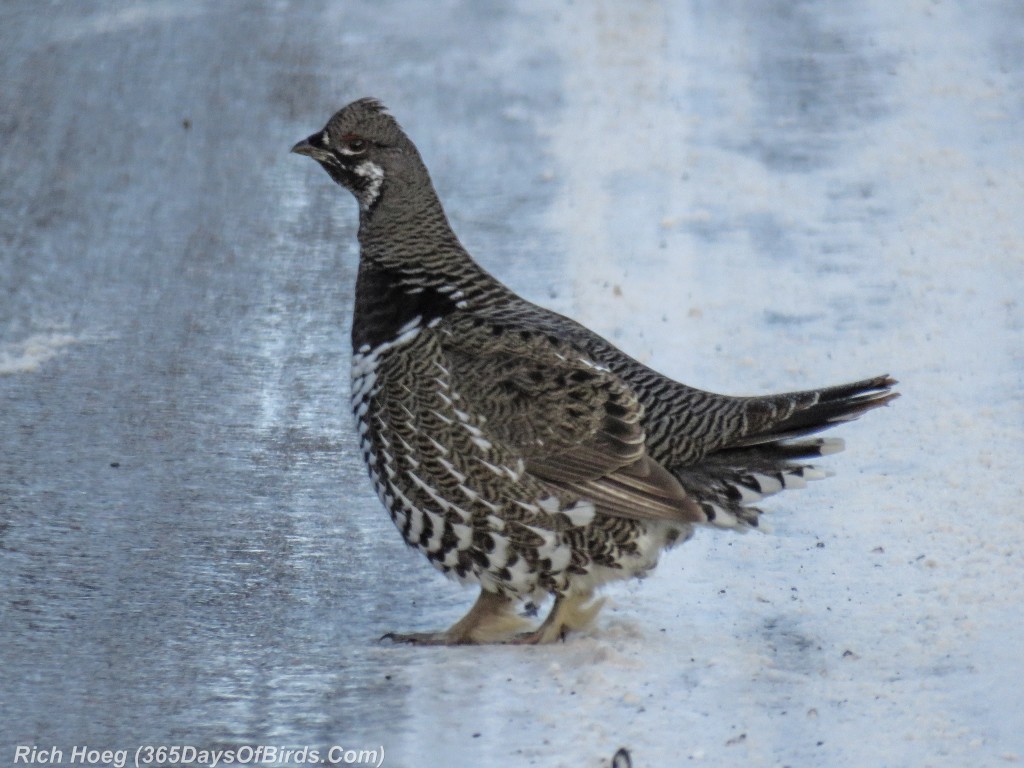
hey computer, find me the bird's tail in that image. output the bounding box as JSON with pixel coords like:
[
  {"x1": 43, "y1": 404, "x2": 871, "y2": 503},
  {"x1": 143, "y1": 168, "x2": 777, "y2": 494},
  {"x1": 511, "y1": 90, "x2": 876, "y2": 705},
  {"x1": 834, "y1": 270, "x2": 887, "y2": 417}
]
[
  {"x1": 731, "y1": 374, "x2": 899, "y2": 448},
  {"x1": 678, "y1": 375, "x2": 898, "y2": 529}
]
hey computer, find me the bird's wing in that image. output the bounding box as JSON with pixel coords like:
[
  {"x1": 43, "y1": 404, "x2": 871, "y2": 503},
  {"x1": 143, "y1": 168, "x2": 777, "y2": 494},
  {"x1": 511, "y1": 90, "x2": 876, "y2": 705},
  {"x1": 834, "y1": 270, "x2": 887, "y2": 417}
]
[{"x1": 438, "y1": 315, "x2": 705, "y2": 525}]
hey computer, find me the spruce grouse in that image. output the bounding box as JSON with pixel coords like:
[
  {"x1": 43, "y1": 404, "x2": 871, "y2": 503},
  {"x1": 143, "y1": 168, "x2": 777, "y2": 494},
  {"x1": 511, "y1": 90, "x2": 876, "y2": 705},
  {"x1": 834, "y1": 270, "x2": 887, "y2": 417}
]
[{"x1": 291, "y1": 98, "x2": 897, "y2": 645}]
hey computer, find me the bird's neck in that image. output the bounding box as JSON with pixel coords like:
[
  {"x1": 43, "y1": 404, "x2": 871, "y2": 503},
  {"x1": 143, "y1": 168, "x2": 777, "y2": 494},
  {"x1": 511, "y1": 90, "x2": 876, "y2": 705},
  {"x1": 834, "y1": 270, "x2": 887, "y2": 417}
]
[
  {"x1": 351, "y1": 189, "x2": 511, "y2": 351},
  {"x1": 356, "y1": 186, "x2": 506, "y2": 299}
]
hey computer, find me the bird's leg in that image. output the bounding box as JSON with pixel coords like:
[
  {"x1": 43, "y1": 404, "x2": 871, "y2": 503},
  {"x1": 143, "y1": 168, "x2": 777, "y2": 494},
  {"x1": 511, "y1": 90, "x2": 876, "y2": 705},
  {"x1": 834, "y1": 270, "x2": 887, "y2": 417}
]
[
  {"x1": 382, "y1": 589, "x2": 532, "y2": 646},
  {"x1": 508, "y1": 591, "x2": 606, "y2": 645}
]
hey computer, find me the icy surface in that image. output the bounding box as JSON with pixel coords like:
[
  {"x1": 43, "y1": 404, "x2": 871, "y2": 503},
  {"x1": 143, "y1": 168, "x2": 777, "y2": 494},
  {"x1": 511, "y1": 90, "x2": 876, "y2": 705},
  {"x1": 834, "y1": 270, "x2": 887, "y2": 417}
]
[{"x1": 1, "y1": 2, "x2": 1022, "y2": 767}]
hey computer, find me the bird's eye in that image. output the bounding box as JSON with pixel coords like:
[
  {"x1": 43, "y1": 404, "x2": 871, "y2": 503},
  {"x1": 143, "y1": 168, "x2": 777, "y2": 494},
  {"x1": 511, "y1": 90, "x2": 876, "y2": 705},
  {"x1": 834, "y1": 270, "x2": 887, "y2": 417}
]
[{"x1": 340, "y1": 134, "x2": 368, "y2": 155}]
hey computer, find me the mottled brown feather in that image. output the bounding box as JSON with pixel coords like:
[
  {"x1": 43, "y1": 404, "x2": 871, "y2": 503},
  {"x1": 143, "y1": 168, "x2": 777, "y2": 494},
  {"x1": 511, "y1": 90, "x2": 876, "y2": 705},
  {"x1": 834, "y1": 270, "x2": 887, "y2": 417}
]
[{"x1": 440, "y1": 316, "x2": 704, "y2": 524}]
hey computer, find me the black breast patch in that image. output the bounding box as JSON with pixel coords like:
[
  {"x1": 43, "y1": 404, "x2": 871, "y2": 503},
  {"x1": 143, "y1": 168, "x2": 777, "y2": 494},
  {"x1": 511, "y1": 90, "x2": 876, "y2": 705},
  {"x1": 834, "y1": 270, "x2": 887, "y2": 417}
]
[{"x1": 352, "y1": 264, "x2": 460, "y2": 350}]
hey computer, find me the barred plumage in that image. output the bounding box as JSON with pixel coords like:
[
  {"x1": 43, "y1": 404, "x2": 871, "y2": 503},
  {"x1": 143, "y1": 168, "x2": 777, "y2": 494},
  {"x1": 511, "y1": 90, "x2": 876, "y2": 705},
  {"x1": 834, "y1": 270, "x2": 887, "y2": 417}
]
[{"x1": 292, "y1": 98, "x2": 898, "y2": 645}]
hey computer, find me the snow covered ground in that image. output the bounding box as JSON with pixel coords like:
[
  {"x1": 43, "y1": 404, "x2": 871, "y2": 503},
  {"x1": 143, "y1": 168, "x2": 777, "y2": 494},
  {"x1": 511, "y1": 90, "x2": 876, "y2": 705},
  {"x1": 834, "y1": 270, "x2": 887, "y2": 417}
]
[{"x1": 2, "y1": 2, "x2": 1022, "y2": 767}]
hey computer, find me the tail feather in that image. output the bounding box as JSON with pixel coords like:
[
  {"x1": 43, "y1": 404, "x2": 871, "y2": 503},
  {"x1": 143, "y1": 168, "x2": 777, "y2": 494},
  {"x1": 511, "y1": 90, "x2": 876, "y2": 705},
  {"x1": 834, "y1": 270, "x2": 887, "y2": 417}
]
[
  {"x1": 731, "y1": 374, "x2": 898, "y2": 448},
  {"x1": 677, "y1": 437, "x2": 841, "y2": 529},
  {"x1": 678, "y1": 375, "x2": 898, "y2": 530}
]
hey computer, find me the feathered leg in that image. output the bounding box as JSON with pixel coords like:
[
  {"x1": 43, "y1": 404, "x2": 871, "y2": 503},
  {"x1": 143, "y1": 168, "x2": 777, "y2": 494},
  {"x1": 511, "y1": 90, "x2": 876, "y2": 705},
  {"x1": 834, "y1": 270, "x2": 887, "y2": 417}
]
[{"x1": 509, "y1": 591, "x2": 606, "y2": 645}]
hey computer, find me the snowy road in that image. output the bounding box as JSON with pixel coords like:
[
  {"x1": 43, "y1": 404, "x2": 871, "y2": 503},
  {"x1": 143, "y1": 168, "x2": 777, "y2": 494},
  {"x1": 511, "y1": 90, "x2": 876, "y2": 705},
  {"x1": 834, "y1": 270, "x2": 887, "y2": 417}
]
[{"x1": 2, "y1": 2, "x2": 1022, "y2": 766}]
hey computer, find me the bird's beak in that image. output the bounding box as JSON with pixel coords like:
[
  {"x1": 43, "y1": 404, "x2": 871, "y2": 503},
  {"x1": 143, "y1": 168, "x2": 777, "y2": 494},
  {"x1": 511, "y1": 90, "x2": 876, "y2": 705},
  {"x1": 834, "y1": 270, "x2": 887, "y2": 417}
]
[{"x1": 291, "y1": 136, "x2": 318, "y2": 157}]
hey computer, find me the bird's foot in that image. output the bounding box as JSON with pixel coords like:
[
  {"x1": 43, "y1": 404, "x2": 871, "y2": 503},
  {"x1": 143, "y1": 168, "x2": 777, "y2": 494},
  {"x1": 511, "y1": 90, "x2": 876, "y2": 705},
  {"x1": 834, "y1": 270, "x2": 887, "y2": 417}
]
[
  {"x1": 505, "y1": 593, "x2": 606, "y2": 645},
  {"x1": 506, "y1": 625, "x2": 568, "y2": 645},
  {"x1": 380, "y1": 630, "x2": 466, "y2": 646},
  {"x1": 380, "y1": 589, "x2": 532, "y2": 646}
]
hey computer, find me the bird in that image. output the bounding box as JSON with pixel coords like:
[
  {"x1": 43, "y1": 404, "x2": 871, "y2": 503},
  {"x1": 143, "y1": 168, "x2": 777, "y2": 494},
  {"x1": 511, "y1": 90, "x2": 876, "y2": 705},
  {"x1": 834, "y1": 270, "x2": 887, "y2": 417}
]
[{"x1": 291, "y1": 98, "x2": 898, "y2": 645}]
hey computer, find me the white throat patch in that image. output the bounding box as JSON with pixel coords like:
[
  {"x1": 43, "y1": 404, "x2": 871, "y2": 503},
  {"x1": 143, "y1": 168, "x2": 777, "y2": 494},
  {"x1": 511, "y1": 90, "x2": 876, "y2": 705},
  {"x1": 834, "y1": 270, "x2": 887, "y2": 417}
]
[{"x1": 353, "y1": 160, "x2": 384, "y2": 210}]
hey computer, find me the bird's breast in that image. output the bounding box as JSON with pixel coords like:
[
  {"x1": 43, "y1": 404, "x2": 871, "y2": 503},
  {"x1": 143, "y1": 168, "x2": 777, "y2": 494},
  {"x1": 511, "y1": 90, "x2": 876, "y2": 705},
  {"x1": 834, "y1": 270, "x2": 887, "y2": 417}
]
[{"x1": 347, "y1": 328, "x2": 592, "y2": 597}]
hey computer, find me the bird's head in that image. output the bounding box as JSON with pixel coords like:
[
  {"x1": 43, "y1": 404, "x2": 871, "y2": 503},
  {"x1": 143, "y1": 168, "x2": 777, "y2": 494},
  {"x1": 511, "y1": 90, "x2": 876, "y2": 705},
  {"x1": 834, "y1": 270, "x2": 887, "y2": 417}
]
[{"x1": 291, "y1": 97, "x2": 415, "y2": 213}]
